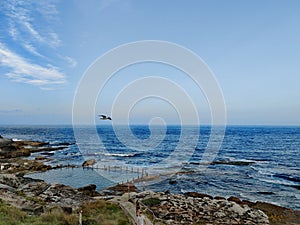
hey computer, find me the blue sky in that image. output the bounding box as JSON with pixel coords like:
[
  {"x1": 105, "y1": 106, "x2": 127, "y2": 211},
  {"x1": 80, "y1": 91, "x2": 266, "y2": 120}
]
[{"x1": 0, "y1": 0, "x2": 299, "y2": 125}]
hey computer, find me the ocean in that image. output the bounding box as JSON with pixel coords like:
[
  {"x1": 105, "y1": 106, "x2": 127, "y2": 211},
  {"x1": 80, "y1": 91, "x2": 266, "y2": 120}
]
[{"x1": 0, "y1": 125, "x2": 299, "y2": 210}]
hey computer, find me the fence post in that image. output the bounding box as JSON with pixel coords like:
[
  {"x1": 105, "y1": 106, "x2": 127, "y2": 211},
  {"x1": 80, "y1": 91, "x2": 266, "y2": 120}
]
[{"x1": 79, "y1": 210, "x2": 82, "y2": 225}]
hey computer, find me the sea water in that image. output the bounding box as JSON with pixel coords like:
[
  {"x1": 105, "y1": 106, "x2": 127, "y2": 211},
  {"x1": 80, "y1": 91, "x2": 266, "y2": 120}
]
[{"x1": 0, "y1": 125, "x2": 299, "y2": 210}]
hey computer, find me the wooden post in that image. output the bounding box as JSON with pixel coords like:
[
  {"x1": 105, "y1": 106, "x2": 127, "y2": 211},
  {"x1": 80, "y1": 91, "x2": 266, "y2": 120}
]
[
  {"x1": 127, "y1": 183, "x2": 130, "y2": 198},
  {"x1": 79, "y1": 210, "x2": 82, "y2": 225}
]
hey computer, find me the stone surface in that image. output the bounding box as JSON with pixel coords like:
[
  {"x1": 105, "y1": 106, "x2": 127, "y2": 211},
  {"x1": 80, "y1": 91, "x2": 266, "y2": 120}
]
[
  {"x1": 0, "y1": 173, "x2": 93, "y2": 215},
  {"x1": 78, "y1": 184, "x2": 100, "y2": 197},
  {"x1": 82, "y1": 159, "x2": 96, "y2": 167},
  {"x1": 0, "y1": 135, "x2": 72, "y2": 159},
  {"x1": 129, "y1": 191, "x2": 270, "y2": 225}
]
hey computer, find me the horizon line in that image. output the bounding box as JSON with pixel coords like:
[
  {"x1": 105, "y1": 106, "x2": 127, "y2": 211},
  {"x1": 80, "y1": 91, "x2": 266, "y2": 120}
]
[{"x1": 0, "y1": 123, "x2": 300, "y2": 127}]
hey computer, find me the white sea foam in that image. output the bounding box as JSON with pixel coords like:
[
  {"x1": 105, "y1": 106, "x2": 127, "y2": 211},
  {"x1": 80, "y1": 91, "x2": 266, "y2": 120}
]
[
  {"x1": 12, "y1": 138, "x2": 23, "y2": 141},
  {"x1": 257, "y1": 177, "x2": 296, "y2": 186},
  {"x1": 103, "y1": 153, "x2": 136, "y2": 157}
]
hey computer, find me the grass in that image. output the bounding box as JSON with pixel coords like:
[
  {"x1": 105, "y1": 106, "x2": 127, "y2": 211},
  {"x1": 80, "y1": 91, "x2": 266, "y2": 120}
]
[
  {"x1": 0, "y1": 198, "x2": 130, "y2": 225},
  {"x1": 0, "y1": 200, "x2": 77, "y2": 225},
  {"x1": 0, "y1": 199, "x2": 28, "y2": 225},
  {"x1": 81, "y1": 200, "x2": 130, "y2": 225}
]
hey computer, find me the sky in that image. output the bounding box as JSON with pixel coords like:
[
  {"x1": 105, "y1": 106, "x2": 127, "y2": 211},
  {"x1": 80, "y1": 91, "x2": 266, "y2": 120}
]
[{"x1": 0, "y1": 0, "x2": 299, "y2": 125}]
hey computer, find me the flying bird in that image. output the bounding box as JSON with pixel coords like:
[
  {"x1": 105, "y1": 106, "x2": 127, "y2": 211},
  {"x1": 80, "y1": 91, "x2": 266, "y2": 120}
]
[{"x1": 98, "y1": 114, "x2": 112, "y2": 120}]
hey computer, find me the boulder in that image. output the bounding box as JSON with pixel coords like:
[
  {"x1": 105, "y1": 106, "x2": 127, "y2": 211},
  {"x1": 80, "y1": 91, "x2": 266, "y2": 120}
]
[
  {"x1": 184, "y1": 192, "x2": 213, "y2": 199},
  {"x1": 82, "y1": 159, "x2": 96, "y2": 167},
  {"x1": 78, "y1": 184, "x2": 96, "y2": 192},
  {"x1": 78, "y1": 184, "x2": 100, "y2": 197},
  {"x1": 228, "y1": 196, "x2": 243, "y2": 204},
  {"x1": 0, "y1": 137, "x2": 20, "y2": 158},
  {"x1": 104, "y1": 183, "x2": 138, "y2": 196},
  {"x1": 214, "y1": 196, "x2": 226, "y2": 200},
  {"x1": 168, "y1": 179, "x2": 177, "y2": 185}
]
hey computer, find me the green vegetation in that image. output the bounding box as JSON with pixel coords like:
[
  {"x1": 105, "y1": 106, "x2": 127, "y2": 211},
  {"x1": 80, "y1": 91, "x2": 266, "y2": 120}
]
[
  {"x1": 0, "y1": 199, "x2": 129, "y2": 225},
  {"x1": 0, "y1": 199, "x2": 30, "y2": 225},
  {"x1": 81, "y1": 200, "x2": 130, "y2": 225},
  {"x1": 141, "y1": 198, "x2": 161, "y2": 207}
]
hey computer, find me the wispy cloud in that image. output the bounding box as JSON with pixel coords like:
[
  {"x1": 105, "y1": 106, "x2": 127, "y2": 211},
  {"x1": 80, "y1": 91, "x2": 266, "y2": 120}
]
[
  {"x1": 0, "y1": 109, "x2": 22, "y2": 114},
  {"x1": 22, "y1": 43, "x2": 45, "y2": 58},
  {"x1": 0, "y1": 43, "x2": 66, "y2": 87},
  {"x1": 8, "y1": 22, "x2": 19, "y2": 41},
  {"x1": 60, "y1": 55, "x2": 78, "y2": 68},
  {"x1": 5, "y1": 1, "x2": 61, "y2": 49},
  {"x1": 0, "y1": 1, "x2": 76, "y2": 88}
]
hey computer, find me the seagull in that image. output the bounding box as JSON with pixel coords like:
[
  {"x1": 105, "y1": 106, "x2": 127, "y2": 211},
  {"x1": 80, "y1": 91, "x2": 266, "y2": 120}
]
[{"x1": 98, "y1": 114, "x2": 112, "y2": 120}]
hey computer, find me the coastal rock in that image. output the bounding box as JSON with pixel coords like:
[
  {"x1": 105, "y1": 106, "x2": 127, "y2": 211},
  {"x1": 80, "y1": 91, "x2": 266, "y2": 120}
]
[
  {"x1": 78, "y1": 184, "x2": 100, "y2": 197},
  {"x1": 0, "y1": 136, "x2": 14, "y2": 147},
  {"x1": 228, "y1": 196, "x2": 243, "y2": 204},
  {"x1": 35, "y1": 156, "x2": 48, "y2": 161},
  {"x1": 132, "y1": 191, "x2": 270, "y2": 225},
  {"x1": 0, "y1": 136, "x2": 30, "y2": 158},
  {"x1": 19, "y1": 181, "x2": 50, "y2": 197},
  {"x1": 0, "y1": 183, "x2": 16, "y2": 192},
  {"x1": 41, "y1": 183, "x2": 92, "y2": 206},
  {"x1": 244, "y1": 201, "x2": 300, "y2": 225},
  {"x1": 102, "y1": 183, "x2": 138, "y2": 196},
  {"x1": 0, "y1": 135, "x2": 71, "y2": 159},
  {"x1": 15, "y1": 140, "x2": 49, "y2": 147},
  {"x1": 168, "y1": 179, "x2": 177, "y2": 184},
  {"x1": 1, "y1": 159, "x2": 52, "y2": 174},
  {"x1": 184, "y1": 191, "x2": 213, "y2": 199},
  {"x1": 211, "y1": 160, "x2": 256, "y2": 166},
  {"x1": 82, "y1": 159, "x2": 96, "y2": 167},
  {"x1": 0, "y1": 174, "x2": 23, "y2": 188},
  {"x1": 0, "y1": 173, "x2": 94, "y2": 215},
  {"x1": 78, "y1": 184, "x2": 96, "y2": 192},
  {"x1": 0, "y1": 188, "x2": 44, "y2": 215},
  {"x1": 214, "y1": 196, "x2": 226, "y2": 200}
]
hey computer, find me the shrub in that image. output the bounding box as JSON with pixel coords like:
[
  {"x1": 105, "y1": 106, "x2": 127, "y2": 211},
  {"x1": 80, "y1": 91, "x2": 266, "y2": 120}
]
[{"x1": 141, "y1": 198, "x2": 161, "y2": 207}]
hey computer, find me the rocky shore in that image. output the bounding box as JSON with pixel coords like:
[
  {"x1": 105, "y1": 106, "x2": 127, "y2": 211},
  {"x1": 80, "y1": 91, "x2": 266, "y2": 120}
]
[
  {"x1": 0, "y1": 134, "x2": 72, "y2": 159},
  {"x1": 125, "y1": 190, "x2": 269, "y2": 225},
  {"x1": 1, "y1": 135, "x2": 300, "y2": 224},
  {"x1": 0, "y1": 135, "x2": 94, "y2": 215},
  {"x1": 103, "y1": 184, "x2": 300, "y2": 225}
]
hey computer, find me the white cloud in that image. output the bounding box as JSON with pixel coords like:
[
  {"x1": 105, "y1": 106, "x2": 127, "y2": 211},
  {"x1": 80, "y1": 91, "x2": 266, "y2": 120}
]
[
  {"x1": 8, "y1": 23, "x2": 19, "y2": 41},
  {"x1": 0, "y1": 1, "x2": 77, "y2": 88},
  {"x1": 22, "y1": 21, "x2": 45, "y2": 43},
  {"x1": 48, "y1": 32, "x2": 61, "y2": 48},
  {"x1": 5, "y1": 1, "x2": 61, "y2": 49},
  {"x1": 0, "y1": 43, "x2": 66, "y2": 87},
  {"x1": 22, "y1": 43, "x2": 45, "y2": 58},
  {"x1": 62, "y1": 56, "x2": 78, "y2": 68}
]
